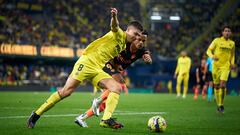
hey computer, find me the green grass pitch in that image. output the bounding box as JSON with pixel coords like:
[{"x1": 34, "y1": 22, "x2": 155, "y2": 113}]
[{"x1": 0, "y1": 92, "x2": 240, "y2": 135}]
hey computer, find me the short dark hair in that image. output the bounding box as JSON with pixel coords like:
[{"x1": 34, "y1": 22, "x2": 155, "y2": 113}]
[
  {"x1": 128, "y1": 20, "x2": 143, "y2": 31},
  {"x1": 222, "y1": 25, "x2": 231, "y2": 32},
  {"x1": 142, "y1": 29, "x2": 148, "y2": 36}
]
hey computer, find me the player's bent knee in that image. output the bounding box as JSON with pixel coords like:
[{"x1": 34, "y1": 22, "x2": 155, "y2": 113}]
[
  {"x1": 220, "y1": 83, "x2": 226, "y2": 89},
  {"x1": 110, "y1": 87, "x2": 121, "y2": 94},
  {"x1": 220, "y1": 86, "x2": 226, "y2": 89},
  {"x1": 99, "y1": 78, "x2": 122, "y2": 94},
  {"x1": 108, "y1": 84, "x2": 121, "y2": 94},
  {"x1": 214, "y1": 84, "x2": 220, "y2": 89}
]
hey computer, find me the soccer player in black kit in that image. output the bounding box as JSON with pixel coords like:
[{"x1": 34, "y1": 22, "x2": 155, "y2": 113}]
[
  {"x1": 194, "y1": 58, "x2": 208, "y2": 100},
  {"x1": 74, "y1": 30, "x2": 152, "y2": 127}
]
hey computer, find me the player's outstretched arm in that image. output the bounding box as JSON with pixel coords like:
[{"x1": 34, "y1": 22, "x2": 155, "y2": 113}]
[
  {"x1": 206, "y1": 48, "x2": 214, "y2": 59},
  {"x1": 110, "y1": 7, "x2": 119, "y2": 32},
  {"x1": 174, "y1": 60, "x2": 179, "y2": 78},
  {"x1": 206, "y1": 39, "x2": 218, "y2": 61},
  {"x1": 230, "y1": 43, "x2": 235, "y2": 67}
]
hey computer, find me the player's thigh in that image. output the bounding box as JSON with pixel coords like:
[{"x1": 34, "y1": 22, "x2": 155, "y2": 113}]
[
  {"x1": 92, "y1": 72, "x2": 121, "y2": 93},
  {"x1": 212, "y1": 67, "x2": 220, "y2": 84},
  {"x1": 220, "y1": 69, "x2": 230, "y2": 82},
  {"x1": 183, "y1": 74, "x2": 189, "y2": 84},
  {"x1": 70, "y1": 57, "x2": 95, "y2": 84},
  {"x1": 177, "y1": 74, "x2": 183, "y2": 84},
  {"x1": 99, "y1": 78, "x2": 122, "y2": 93}
]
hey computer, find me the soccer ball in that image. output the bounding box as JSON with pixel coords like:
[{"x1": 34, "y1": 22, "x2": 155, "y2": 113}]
[{"x1": 148, "y1": 115, "x2": 167, "y2": 132}]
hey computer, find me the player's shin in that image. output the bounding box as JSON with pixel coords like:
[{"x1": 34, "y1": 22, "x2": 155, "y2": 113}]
[
  {"x1": 194, "y1": 86, "x2": 199, "y2": 100},
  {"x1": 218, "y1": 88, "x2": 223, "y2": 106},
  {"x1": 176, "y1": 84, "x2": 181, "y2": 97},
  {"x1": 183, "y1": 85, "x2": 188, "y2": 98},
  {"x1": 99, "y1": 100, "x2": 106, "y2": 112},
  {"x1": 75, "y1": 102, "x2": 105, "y2": 128},
  {"x1": 220, "y1": 88, "x2": 226, "y2": 106},
  {"x1": 214, "y1": 88, "x2": 221, "y2": 107},
  {"x1": 35, "y1": 92, "x2": 61, "y2": 115},
  {"x1": 202, "y1": 86, "x2": 207, "y2": 100},
  {"x1": 207, "y1": 86, "x2": 213, "y2": 101},
  {"x1": 102, "y1": 92, "x2": 119, "y2": 120},
  {"x1": 84, "y1": 101, "x2": 106, "y2": 118},
  {"x1": 95, "y1": 90, "x2": 110, "y2": 104},
  {"x1": 85, "y1": 108, "x2": 95, "y2": 118},
  {"x1": 92, "y1": 90, "x2": 110, "y2": 116}
]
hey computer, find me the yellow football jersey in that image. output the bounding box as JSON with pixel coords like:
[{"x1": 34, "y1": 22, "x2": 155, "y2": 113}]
[
  {"x1": 175, "y1": 56, "x2": 191, "y2": 75},
  {"x1": 206, "y1": 36, "x2": 235, "y2": 69},
  {"x1": 82, "y1": 28, "x2": 126, "y2": 68}
]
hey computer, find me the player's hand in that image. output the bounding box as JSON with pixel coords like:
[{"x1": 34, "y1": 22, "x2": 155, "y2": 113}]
[
  {"x1": 142, "y1": 54, "x2": 152, "y2": 64},
  {"x1": 230, "y1": 64, "x2": 235, "y2": 70},
  {"x1": 111, "y1": 7, "x2": 118, "y2": 17},
  {"x1": 202, "y1": 75, "x2": 206, "y2": 81},
  {"x1": 197, "y1": 78, "x2": 200, "y2": 83}
]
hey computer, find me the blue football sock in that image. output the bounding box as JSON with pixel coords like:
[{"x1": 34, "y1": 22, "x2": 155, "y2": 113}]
[{"x1": 207, "y1": 86, "x2": 213, "y2": 101}]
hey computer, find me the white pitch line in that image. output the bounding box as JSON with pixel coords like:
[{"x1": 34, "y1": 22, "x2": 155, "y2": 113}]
[{"x1": 0, "y1": 112, "x2": 166, "y2": 119}]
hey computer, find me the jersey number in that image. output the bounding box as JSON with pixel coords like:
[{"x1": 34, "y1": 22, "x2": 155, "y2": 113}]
[{"x1": 78, "y1": 64, "x2": 84, "y2": 71}]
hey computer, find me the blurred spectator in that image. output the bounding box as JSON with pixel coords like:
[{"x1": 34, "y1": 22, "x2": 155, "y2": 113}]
[
  {"x1": 0, "y1": 63, "x2": 70, "y2": 86},
  {"x1": 0, "y1": 0, "x2": 141, "y2": 48},
  {"x1": 0, "y1": 0, "x2": 239, "y2": 89}
]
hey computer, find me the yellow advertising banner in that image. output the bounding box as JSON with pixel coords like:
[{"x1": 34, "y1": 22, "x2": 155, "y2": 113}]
[
  {"x1": 0, "y1": 43, "x2": 37, "y2": 56},
  {"x1": 40, "y1": 46, "x2": 74, "y2": 58}
]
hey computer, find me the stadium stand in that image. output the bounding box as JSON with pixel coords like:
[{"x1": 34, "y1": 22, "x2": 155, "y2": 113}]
[{"x1": 0, "y1": 0, "x2": 239, "y2": 91}]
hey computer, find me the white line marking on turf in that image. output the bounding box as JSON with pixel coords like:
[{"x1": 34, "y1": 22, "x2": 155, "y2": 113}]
[{"x1": 0, "y1": 112, "x2": 166, "y2": 119}]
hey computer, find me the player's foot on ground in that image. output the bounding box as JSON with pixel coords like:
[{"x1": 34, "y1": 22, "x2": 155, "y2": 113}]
[
  {"x1": 219, "y1": 105, "x2": 224, "y2": 113},
  {"x1": 217, "y1": 106, "x2": 224, "y2": 114},
  {"x1": 176, "y1": 93, "x2": 181, "y2": 98},
  {"x1": 182, "y1": 95, "x2": 186, "y2": 99},
  {"x1": 75, "y1": 118, "x2": 88, "y2": 127},
  {"x1": 194, "y1": 95, "x2": 198, "y2": 100},
  {"x1": 27, "y1": 112, "x2": 40, "y2": 128},
  {"x1": 75, "y1": 114, "x2": 88, "y2": 127},
  {"x1": 100, "y1": 118, "x2": 124, "y2": 129},
  {"x1": 207, "y1": 97, "x2": 211, "y2": 102},
  {"x1": 92, "y1": 98, "x2": 100, "y2": 116}
]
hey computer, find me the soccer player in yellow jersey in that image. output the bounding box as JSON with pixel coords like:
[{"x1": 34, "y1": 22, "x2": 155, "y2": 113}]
[
  {"x1": 206, "y1": 26, "x2": 235, "y2": 113},
  {"x1": 174, "y1": 51, "x2": 191, "y2": 98},
  {"x1": 74, "y1": 31, "x2": 151, "y2": 127},
  {"x1": 27, "y1": 8, "x2": 143, "y2": 129}
]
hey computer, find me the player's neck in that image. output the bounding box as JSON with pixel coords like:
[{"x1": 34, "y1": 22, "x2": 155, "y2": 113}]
[{"x1": 222, "y1": 36, "x2": 229, "y2": 40}]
